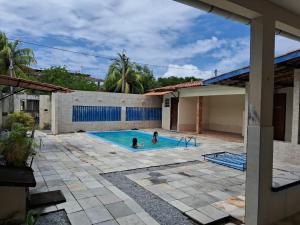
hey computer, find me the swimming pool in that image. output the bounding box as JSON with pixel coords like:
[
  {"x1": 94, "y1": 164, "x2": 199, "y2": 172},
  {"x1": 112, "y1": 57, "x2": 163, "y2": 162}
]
[{"x1": 88, "y1": 130, "x2": 196, "y2": 152}]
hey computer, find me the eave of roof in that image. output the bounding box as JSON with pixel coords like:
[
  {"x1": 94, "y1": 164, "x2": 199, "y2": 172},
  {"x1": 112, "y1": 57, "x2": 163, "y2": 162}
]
[
  {"x1": 144, "y1": 91, "x2": 173, "y2": 96},
  {"x1": 203, "y1": 49, "x2": 300, "y2": 85},
  {"x1": 149, "y1": 80, "x2": 202, "y2": 92},
  {"x1": 0, "y1": 75, "x2": 72, "y2": 93}
]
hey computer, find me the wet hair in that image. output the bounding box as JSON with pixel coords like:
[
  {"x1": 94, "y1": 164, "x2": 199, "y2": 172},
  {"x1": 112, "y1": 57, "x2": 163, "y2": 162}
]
[
  {"x1": 132, "y1": 138, "x2": 138, "y2": 148},
  {"x1": 153, "y1": 131, "x2": 158, "y2": 137}
]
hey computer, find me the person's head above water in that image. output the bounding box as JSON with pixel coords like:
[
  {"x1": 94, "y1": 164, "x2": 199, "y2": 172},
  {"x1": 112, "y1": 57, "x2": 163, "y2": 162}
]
[
  {"x1": 153, "y1": 131, "x2": 158, "y2": 137},
  {"x1": 132, "y1": 137, "x2": 138, "y2": 148}
]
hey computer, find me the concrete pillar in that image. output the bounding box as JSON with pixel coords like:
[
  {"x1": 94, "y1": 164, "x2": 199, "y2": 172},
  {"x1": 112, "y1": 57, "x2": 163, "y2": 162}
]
[
  {"x1": 196, "y1": 96, "x2": 203, "y2": 134},
  {"x1": 245, "y1": 16, "x2": 275, "y2": 225},
  {"x1": 244, "y1": 83, "x2": 249, "y2": 152},
  {"x1": 291, "y1": 69, "x2": 300, "y2": 145},
  {"x1": 51, "y1": 93, "x2": 58, "y2": 134}
]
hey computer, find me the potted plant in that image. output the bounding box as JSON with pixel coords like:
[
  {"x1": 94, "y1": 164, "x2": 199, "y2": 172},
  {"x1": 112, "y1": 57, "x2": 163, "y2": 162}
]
[{"x1": 0, "y1": 112, "x2": 36, "y2": 225}]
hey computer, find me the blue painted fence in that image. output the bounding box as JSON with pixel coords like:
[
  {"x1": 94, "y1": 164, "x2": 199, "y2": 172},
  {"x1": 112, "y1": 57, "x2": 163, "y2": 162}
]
[
  {"x1": 126, "y1": 107, "x2": 162, "y2": 121},
  {"x1": 72, "y1": 106, "x2": 121, "y2": 122}
]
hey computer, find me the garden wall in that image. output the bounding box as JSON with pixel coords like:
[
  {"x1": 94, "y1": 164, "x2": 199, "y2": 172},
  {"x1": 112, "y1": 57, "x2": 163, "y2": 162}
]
[{"x1": 51, "y1": 91, "x2": 162, "y2": 134}]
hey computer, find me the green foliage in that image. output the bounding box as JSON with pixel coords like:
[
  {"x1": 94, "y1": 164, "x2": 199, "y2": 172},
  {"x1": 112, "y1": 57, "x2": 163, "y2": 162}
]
[
  {"x1": 0, "y1": 32, "x2": 36, "y2": 76},
  {"x1": 37, "y1": 66, "x2": 100, "y2": 91},
  {"x1": 6, "y1": 112, "x2": 35, "y2": 131},
  {"x1": 0, "y1": 123, "x2": 35, "y2": 167},
  {"x1": 156, "y1": 76, "x2": 200, "y2": 87},
  {"x1": 104, "y1": 53, "x2": 156, "y2": 94},
  {"x1": 26, "y1": 210, "x2": 39, "y2": 225},
  {"x1": 104, "y1": 53, "x2": 200, "y2": 93}
]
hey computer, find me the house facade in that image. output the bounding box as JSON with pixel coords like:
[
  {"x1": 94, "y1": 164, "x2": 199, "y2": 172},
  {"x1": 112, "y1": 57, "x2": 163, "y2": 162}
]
[{"x1": 148, "y1": 49, "x2": 300, "y2": 163}]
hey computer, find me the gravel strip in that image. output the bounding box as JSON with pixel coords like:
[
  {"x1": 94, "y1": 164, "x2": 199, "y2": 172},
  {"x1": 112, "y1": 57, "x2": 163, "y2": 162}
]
[
  {"x1": 36, "y1": 210, "x2": 71, "y2": 225},
  {"x1": 102, "y1": 161, "x2": 201, "y2": 225}
]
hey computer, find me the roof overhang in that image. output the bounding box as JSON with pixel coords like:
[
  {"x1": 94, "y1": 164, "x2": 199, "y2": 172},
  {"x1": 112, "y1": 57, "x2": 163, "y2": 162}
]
[
  {"x1": 203, "y1": 49, "x2": 300, "y2": 88},
  {"x1": 176, "y1": 0, "x2": 300, "y2": 41},
  {"x1": 0, "y1": 75, "x2": 72, "y2": 93},
  {"x1": 144, "y1": 91, "x2": 173, "y2": 96}
]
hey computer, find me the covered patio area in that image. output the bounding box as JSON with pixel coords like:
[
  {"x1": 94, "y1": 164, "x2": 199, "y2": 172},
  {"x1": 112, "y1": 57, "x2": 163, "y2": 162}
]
[{"x1": 176, "y1": 0, "x2": 300, "y2": 224}]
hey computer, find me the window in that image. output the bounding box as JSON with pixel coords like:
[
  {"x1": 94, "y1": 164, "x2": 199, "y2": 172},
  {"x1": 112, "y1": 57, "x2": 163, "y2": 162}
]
[
  {"x1": 72, "y1": 106, "x2": 121, "y2": 122},
  {"x1": 20, "y1": 100, "x2": 25, "y2": 111},
  {"x1": 164, "y1": 98, "x2": 170, "y2": 107},
  {"x1": 126, "y1": 107, "x2": 162, "y2": 121},
  {"x1": 26, "y1": 100, "x2": 39, "y2": 112}
]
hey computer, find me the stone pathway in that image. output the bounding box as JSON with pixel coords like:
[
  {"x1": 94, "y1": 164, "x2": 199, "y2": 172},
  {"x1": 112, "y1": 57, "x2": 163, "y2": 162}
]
[
  {"x1": 30, "y1": 129, "x2": 300, "y2": 225},
  {"x1": 127, "y1": 162, "x2": 245, "y2": 224}
]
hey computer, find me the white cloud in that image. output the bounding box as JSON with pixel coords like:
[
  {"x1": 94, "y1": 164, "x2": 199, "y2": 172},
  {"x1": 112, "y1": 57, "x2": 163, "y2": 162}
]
[
  {"x1": 1, "y1": 0, "x2": 299, "y2": 79},
  {"x1": 33, "y1": 47, "x2": 107, "y2": 77},
  {"x1": 163, "y1": 64, "x2": 213, "y2": 79},
  {"x1": 0, "y1": 0, "x2": 205, "y2": 60}
]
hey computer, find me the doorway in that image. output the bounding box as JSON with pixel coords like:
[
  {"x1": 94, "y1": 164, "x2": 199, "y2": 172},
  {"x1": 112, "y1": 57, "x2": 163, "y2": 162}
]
[
  {"x1": 170, "y1": 98, "x2": 178, "y2": 131},
  {"x1": 273, "y1": 93, "x2": 286, "y2": 141}
]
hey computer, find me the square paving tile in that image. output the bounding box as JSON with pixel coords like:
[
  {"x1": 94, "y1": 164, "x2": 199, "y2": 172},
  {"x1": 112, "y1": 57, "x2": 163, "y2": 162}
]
[
  {"x1": 78, "y1": 196, "x2": 102, "y2": 209},
  {"x1": 68, "y1": 210, "x2": 92, "y2": 225},
  {"x1": 85, "y1": 206, "x2": 113, "y2": 224},
  {"x1": 72, "y1": 190, "x2": 94, "y2": 200},
  {"x1": 117, "y1": 214, "x2": 146, "y2": 225},
  {"x1": 94, "y1": 220, "x2": 119, "y2": 225},
  {"x1": 90, "y1": 187, "x2": 112, "y2": 196},
  {"x1": 97, "y1": 193, "x2": 122, "y2": 205},
  {"x1": 197, "y1": 205, "x2": 229, "y2": 220},
  {"x1": 106, "y1": 201, "x2": 134, "y2": 218},
  {"x1": 185, "y1": 210, "x2": 213, "y2": 224},
  {"x1": 57, "y1": 200, "x2": 82, "y2": 214},
  {"x1": 169, "y1": 200, "x2": 192, "y2": 212},
  {"x1": 180, "y1": 196, "x2": 210, "y2": 209}
]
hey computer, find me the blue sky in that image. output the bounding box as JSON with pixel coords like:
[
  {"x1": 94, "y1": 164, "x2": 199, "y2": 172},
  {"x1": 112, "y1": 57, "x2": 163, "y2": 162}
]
[{"x1": 0, "y1": 0, "x2": 300, "y2": 79}]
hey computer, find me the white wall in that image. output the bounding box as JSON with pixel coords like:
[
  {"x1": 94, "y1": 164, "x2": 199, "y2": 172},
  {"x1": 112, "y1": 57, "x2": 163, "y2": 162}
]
[
  {"x1": 52, "y1": 91, "x2": 162, "y2": 134},
  {"x1": 162, "y1": 95, "x2": 171, "y2": 130},
  {"x1": 39, "y1": 95, "x2": 51, "y2": 129},
  {"x1": 162, "y1": 93, "x2": 178, "y2": 130},
  {"x1": 13, "y1": 94, "x2": 39, "y2": 112},
  {"x1": 178, "y1": 97, "x2": 197, "y2": 132},
  {"x1": 202, "y1": 95, "x2": 245, "y2": 134}
]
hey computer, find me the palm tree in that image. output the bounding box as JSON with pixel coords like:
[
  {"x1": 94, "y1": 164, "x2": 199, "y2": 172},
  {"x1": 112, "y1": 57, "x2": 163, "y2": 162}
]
[
  {"x1": 104, "y1": 53, "x2": 144, "y2": 94},
  {"x1": 0, "y1": 32, "x2": 36, "y2": 112},
  {"x1": 0, "y1": 32, "x2": 36, "y2": 77}
]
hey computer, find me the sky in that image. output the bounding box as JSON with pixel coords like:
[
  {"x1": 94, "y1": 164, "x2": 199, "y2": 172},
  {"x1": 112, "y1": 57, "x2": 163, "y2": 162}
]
[{"x1": 0, "y1": 0, "x2": 300, "y2": 80}]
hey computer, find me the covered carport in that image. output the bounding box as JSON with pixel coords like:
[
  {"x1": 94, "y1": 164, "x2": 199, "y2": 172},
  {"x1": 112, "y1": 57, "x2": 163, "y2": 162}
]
[{"x1": 176, "y1": 1, "x2": 300, "y2": 225}]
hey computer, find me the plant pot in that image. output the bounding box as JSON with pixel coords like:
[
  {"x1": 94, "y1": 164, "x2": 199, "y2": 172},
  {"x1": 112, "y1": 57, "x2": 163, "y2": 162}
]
[{"x1": 0, "y1": 165, "x2": 36, "y2": 224}]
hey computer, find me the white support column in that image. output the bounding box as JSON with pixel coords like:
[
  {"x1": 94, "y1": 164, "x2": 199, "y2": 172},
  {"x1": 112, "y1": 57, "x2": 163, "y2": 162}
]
[
  {"x1": 291, "y1": 69, "x2": 300, "y2": 145},
  {"x1": 245, "y1": 16, "x2": 275, "y2": 225},
  {"x1": 244, "y1": 82, "x2": 249, "y2": 152}
]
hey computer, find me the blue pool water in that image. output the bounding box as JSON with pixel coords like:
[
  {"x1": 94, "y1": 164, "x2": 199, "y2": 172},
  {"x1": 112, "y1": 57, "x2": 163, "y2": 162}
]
[{"x1": 88, "y1": 130, "x2": 196, "y2": 152}]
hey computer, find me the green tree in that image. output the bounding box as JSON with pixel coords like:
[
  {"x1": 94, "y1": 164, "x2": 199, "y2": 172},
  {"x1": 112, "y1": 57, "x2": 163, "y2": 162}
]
[
  {"x1": 103, "y1": 53, "x2": 145, "y2": 94},
  {"x1": 156, "y1": 76, "x2": 200, "y2": 87},
  {"x1": 134, "y1": 64, "x2": 157, "y2": 91},
  {"x1": 0, "y1": 32, "x2": 36, "y2": 77},
  {"x1": 37, "y1": 66, "x2": 100, "y2": 91}
]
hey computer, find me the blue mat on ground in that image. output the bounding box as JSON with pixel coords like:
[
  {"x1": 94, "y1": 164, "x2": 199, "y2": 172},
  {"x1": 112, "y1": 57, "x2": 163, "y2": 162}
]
[{"x1": 202, "y1": 152, "x2": 246, "y2": 171}]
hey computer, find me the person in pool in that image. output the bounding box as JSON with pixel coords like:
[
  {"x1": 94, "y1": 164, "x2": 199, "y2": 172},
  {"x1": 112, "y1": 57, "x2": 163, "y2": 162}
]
[
  {"x1": 132, "y1": 137, "x2": 144, "y2": 148},
  {"x1": 152, "y1": 131, "x2": 158, "y2": 144}
]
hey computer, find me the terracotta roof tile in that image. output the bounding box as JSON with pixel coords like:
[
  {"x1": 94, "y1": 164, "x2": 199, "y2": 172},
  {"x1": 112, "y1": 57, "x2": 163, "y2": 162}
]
[{"x1": 149, "y1": 80, "x2": 202, "y2": 92}]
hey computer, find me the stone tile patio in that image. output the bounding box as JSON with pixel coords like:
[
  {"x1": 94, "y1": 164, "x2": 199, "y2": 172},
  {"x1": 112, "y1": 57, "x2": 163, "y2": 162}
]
[
  {"x1": 31, "y1": 129, "x2": 300, "y2": 225},
  {"x1": 127, "y1": 162, "x2": 245, "y2": 223}
]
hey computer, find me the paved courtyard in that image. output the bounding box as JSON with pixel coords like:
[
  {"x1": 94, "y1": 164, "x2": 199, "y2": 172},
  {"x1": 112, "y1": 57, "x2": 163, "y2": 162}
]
[{"x1": 31, "y1": 129, "x2": 300, "y2": 225}]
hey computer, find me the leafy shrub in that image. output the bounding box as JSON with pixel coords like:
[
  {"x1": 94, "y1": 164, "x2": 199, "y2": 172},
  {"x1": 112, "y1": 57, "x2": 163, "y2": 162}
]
[
  {"x1": 26, "y1": 210, "x2": 39, "y2": 225},
  {"x1": 6, "y1": 112, "x2": 35, "y2": 131},
  {"x1": 0, "y1": 123, "x2": 35, "y2": 167}
]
